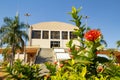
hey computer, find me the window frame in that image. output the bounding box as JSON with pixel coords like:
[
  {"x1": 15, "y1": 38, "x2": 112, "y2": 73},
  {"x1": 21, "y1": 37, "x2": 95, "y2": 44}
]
[
  {"x1": 42, "y1": 31, "x2": 49, "y2": 39},
  {"x1": 32, "y1": 30, "x2": 41, "y2": 39},
  {"x1": 51, "y1": 31, "x2": 60, "y2": 39},
  {"x1": 62, "y1": 31, "x2": 68, "y2": 39}
]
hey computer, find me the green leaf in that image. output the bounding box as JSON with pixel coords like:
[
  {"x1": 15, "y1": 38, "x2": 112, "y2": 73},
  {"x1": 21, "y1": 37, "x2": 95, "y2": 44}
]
[
  {"x1": 72, "y1": 6, "x2": 77, "y2": 14},
  {"x1": 77, "y1": 7, "x2": 82, "y2": 14},
  {"x1": 80, "y1": 66, "x2": 87, "y2": 77}
]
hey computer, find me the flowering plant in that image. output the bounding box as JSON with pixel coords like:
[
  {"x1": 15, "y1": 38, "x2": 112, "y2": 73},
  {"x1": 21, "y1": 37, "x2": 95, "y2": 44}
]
[
  {"x1": 84, "y1": 29, "x2": 101, "y2": 41},
  {"x1": 45, "y1": 6, "x2": 120, "y2": 80},
  {"x1": 83, "y1": 29, "x2": 103, "y2": 58},
  {"x1": 67, "y1": 6, "x2": 108, "y2": 77}
]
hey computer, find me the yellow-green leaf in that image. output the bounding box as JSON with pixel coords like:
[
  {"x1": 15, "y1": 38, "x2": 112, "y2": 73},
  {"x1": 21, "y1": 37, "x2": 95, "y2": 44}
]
[
  {"x1": 72, "y1": 6, "x2": 76, "y2": 14},
  {"x1": 80, "y1": 66, "x2": 87, "y2": 77}
]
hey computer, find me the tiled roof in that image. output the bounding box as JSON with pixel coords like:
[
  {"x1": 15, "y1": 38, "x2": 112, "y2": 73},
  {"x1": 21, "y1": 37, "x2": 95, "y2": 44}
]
[{"x1": 31, "y1": 21, "x2": 78, "y2": 31}]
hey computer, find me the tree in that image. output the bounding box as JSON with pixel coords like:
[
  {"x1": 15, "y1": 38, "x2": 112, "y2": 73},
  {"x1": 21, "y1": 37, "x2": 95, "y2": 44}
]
[
  {"x1": 116, "y1": 40, "x2": 120, "y2": 49},
  {"x1": 0, "y1": 14, "x2": 29, "y2": 66}
]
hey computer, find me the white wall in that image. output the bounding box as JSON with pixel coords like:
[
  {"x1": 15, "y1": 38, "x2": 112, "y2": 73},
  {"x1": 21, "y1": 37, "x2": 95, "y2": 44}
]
[
  {"x1": 32, "y1": 39, "x2": 50, "y2": 48},
  {"x1": 31, "y1": 39, "x2": 72, "y2": 48}
]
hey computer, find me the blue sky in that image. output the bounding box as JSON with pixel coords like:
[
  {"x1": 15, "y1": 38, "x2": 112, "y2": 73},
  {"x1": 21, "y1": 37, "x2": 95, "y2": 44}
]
[{"x1": 0, "y1": 0, "x2": 120, "y2": 49}]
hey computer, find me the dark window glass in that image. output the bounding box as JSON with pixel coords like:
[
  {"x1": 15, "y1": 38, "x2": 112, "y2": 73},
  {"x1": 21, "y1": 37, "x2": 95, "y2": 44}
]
[
  {"x1": 51, "y1": 31, "x2": 60, "y2": 39},
  {"x1": 32, "y1": 30, "x2": 41, "y2": 39},
  {"x1": 42, "y1": 31, "x2": 49, "y2": 39},
  {"x1": 51, "y1": 41, "x2": 60, "y2": 48},
  {"x1": 70, "y1": 31, "x2": 77, "y2": 39},
  {"x1": 62, "y1": 31, "x2": 68, "y2": 39}
]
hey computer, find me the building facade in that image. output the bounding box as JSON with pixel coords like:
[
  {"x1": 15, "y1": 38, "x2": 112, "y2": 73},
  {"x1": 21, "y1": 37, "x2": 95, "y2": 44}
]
[{"x1": 28, "y1": 21, "x2": 79, "y2": 48}]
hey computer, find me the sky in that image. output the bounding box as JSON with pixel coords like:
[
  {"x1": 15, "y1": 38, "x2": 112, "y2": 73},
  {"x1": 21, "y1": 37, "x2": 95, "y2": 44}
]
[{"x1": 0, "y1": 0, "x2": 120, "y2": 49}]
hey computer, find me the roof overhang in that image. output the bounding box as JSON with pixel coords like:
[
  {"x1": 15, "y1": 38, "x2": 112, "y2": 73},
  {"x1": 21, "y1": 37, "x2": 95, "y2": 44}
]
[{"x1": 0, "y1": 46, "x2": 40, "y2": 54}]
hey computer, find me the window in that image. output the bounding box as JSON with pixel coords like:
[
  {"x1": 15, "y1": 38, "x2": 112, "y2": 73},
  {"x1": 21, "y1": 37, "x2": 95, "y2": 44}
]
[
  {"x1": 62, "y1": 31, "x2": 68, "y2": 39},
  {"x1": 42, "y1": 31, "x2": 49, "y2": 39},
  {"x1": 51, "y1": 41, "x2": 60, "y2": 48},
  {"x1": 51, "y1": 31, "x2": 60, "y2": 39},
  {"x1": 70, "y1": 31, "x2": 77, "y2": 39},
  {"x1": 32, "y1": 30, "x2": 41, "y2": 39}
]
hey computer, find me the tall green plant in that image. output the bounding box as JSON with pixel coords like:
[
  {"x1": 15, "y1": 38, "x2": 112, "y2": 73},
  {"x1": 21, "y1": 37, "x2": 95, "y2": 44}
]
[
  {"x1": 67, "y1": 6, "x2": 109, "y2": 78},
  {"x1": 0, "y1": 14, "x2": 29, "y2": 66},
  {"x1": 68, "y1": 6, "x2": 86, "y2": 47},
  {"x1": 67, "y1": 7, "x2": 107, "y2": 57}
]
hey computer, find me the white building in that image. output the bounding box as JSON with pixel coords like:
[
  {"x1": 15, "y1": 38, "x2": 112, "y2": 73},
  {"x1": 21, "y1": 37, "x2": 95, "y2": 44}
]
[{"x1": 28, "y1": 21, "x2": 79, "y2": 48}]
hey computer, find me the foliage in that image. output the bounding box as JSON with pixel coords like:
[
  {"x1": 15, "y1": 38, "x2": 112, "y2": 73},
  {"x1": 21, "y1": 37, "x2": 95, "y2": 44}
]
[
  {"x1": 68, "y1": 6, "x2": 87, "y2": 47},
  {"x1": 0, "y1": 15, "x2": 29, "y2": 66},
  {"x1": 66, "y1": 39, "x2": 80, "y2": 56},
  {"x1": 103, "y1": 63, "x2": 120, "y2": 79},
  {"x1": 1, "y1": 60, "x2": 9, "y2": 67},
  {"x1": 116, "y1": 40, "x2": 120, "y2": 49},
  {"x1": 45, "y1": 59, "x2": 86, "y2": 80},
  {"x1": 45, "y1": 62, "x2": 57, "y2": 75},
  {"x1": 1, "y1": 46, "x2": 10, "y2": 61},
  {"x1": 45, "y1": 6, "x2": 120, "y2": 80},
  {"x1": 5, "y1": 59, "x2": 42, "y2": 80}
]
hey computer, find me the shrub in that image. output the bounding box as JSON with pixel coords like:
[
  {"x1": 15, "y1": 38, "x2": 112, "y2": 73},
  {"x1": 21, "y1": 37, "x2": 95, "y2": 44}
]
[{"x1": 5, "y1": 59, "x2": 42, "y2": 80}]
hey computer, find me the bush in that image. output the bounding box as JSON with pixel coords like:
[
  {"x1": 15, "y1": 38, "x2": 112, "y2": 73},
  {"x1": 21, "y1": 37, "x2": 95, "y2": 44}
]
[{"x1": 5, "y1": 59, "x2": 42, "y2": 80}]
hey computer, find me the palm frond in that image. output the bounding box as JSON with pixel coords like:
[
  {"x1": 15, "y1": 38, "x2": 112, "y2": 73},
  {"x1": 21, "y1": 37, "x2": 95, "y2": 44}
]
[{"x1": 116, "y1": 40, "x2": 120, "y2": 48}]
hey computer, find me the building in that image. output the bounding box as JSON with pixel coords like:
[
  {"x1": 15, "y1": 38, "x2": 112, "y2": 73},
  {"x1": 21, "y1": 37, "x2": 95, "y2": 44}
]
[
  {"x1": 1, "y1": 21, "x2": 120, "y2": 64},
  {"x1": 0, "y1": 21, "x2": 79, "y2": 63},
  {"x1": 28, "y1": 21, "x2": 79, "y2": 48}
]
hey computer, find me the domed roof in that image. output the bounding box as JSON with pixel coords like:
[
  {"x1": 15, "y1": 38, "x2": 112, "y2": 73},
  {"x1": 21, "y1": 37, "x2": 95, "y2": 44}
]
[{"x1": 31, "y1": 21, "x2": 78, "y2": 31}]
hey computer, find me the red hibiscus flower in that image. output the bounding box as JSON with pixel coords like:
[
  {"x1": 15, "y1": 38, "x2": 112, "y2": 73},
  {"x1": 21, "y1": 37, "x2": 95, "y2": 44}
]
[
  {"x1": 54, "y1": 61, "x2": 58, "y2": 65},
  {"x1": 84, "y1": 29, "x2": 101, "y2": 41}
]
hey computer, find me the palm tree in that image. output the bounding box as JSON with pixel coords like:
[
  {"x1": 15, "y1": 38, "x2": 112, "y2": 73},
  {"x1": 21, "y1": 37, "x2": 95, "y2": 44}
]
[
  {"x1": 0, "y1": 14, "x2": 29, "y2": 66},
  {"x1": 116, "y1": 40, "x2": 120, "y2": 49}
]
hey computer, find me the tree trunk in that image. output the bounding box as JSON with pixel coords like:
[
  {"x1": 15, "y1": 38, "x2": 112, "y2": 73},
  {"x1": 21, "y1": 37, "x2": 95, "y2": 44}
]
[
  {"x1": 21, "y1": 39, "x2": 26, "y2": 63},
  {"x1": 10, "y1": 43, "x2": 15, "y2": 67}
]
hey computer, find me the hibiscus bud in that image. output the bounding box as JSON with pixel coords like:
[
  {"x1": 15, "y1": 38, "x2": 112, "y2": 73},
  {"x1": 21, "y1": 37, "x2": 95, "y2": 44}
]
[
  {"x1": 75, "y1": 48, "x2": 79, "y2": 51},
  {"x1": 68, "y1": 48, "x2": 72, "y2": 52},
  {"x1": 97, "y1": 65, "x2": 104, "y2": 72},
  {"x1": 70, "y1": 55, "x2": 74, "y2": 59},
  {"x1": 64, "y1": 60, "x2": 68, "y2": 63},
  {"x1": 44, "y1": 74, "x2": 50, "y2": 79},
  {"x1": 54, "y1": 61, "x2": 58, "y2": 65},
  {"x1": 59, "y1": 64, "x2": 64, "y2": 68}
]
